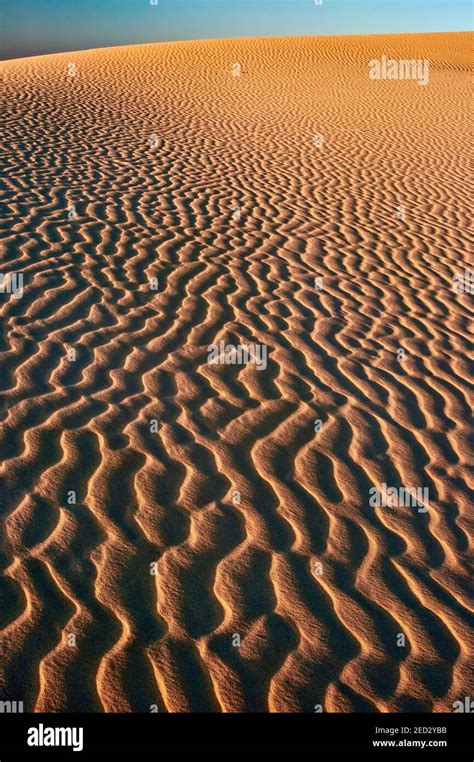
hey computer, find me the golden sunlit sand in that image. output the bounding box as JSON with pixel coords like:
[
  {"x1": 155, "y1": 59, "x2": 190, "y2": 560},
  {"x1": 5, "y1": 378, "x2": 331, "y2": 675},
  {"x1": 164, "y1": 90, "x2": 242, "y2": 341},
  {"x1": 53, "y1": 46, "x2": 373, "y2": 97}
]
[{"x1": 0, "y1": 32, "x2": 472, "y2": 712}]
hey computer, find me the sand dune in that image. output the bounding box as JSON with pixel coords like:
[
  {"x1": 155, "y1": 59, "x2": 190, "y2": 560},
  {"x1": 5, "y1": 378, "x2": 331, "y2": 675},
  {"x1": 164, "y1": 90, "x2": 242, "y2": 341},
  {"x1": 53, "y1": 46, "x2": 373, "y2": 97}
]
[{"x1": 0, "y1": 32, "x2": 472, "y2": 712}]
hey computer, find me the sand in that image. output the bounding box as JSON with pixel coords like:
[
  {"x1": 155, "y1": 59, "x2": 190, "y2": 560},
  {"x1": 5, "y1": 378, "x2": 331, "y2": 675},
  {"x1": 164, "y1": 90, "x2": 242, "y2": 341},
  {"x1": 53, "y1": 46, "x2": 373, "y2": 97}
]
[{"x1": 0, "y1": 32, "x2": 472, "y2": 713}]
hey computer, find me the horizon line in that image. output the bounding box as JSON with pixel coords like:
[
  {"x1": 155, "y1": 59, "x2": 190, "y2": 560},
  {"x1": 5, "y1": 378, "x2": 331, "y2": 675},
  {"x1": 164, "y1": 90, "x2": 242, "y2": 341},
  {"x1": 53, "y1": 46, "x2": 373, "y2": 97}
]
[{"x1": 1, "y1": 29, "x2": 472, "y2": 64}]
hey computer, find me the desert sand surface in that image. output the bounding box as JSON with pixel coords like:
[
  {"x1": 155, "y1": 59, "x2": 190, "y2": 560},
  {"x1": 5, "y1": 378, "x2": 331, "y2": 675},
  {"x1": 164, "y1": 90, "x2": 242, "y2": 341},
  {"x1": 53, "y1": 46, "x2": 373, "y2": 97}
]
[{"x1": 0, "y1": 32, "x2": 472, "y2": 713}]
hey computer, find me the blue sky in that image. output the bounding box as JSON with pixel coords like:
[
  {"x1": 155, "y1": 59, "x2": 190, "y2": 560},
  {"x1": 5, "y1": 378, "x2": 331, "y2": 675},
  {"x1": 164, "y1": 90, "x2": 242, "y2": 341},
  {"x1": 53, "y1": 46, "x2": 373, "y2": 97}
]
[{"x1": 0, "y1": 0, "x2": 472, "y2": 60}]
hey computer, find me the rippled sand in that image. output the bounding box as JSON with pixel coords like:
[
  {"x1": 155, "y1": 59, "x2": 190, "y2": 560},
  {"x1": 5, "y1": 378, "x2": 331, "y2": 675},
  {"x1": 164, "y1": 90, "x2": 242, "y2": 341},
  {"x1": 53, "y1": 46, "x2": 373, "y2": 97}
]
[{"x1": 0, "y1": 32, "x2": 472, "y2": 712}]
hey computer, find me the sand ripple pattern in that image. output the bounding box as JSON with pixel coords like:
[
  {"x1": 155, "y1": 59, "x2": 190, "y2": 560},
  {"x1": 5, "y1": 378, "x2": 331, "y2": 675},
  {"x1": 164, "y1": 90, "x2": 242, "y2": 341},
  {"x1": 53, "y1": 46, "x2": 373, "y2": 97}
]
[{"x1": 0, "y1": 33, "x2": 472, "y2": 712}]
